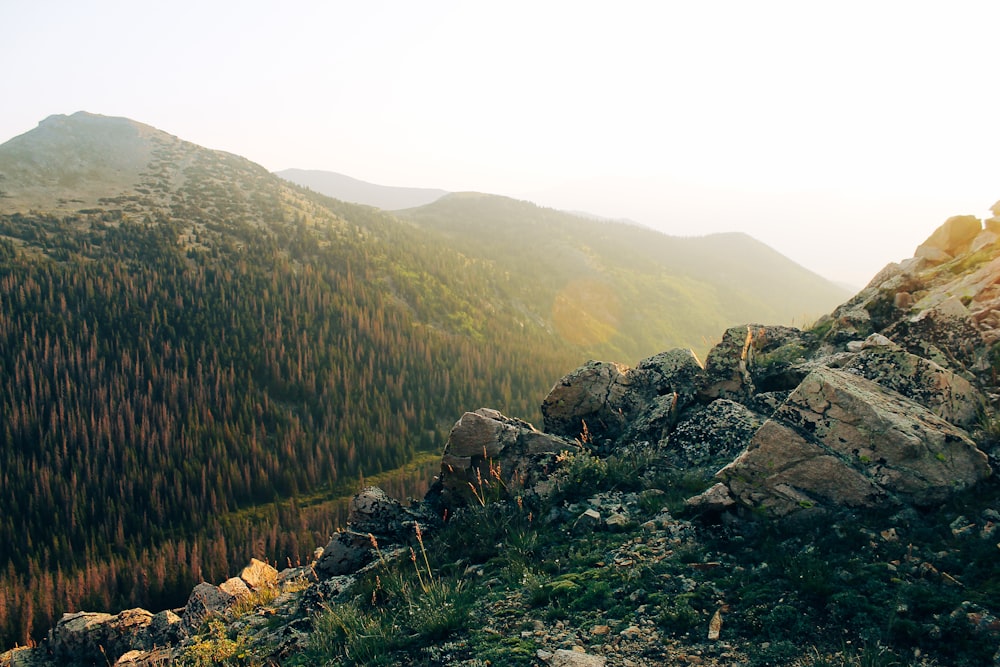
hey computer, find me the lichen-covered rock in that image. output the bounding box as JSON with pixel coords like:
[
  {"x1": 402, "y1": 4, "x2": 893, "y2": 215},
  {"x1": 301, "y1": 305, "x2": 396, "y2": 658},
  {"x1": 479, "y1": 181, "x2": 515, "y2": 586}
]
[
  {"x1": 844, "y1": 339, "x2": 984, "y2": 428},
  {"x1": 314, "y1": 530, "x2": 376, "y2": 578},
  {"x1": 698, "y1": 325, "x2": 756, "y2": 402},
  {"x1": 633, "y1": 348, "x2": 705, "y2": 408},
  {"x1": 48, "y1": 612, "x2": 115, "y2": 663},
  {"x1": 716, "y1": 366, "x2": 991, "y2": 516},
  {"x1": 147, "y1": 610, "x2": 181, "y2": 646},
  {"x1": 47, "y1": 608, "x2": 155, "y2": 665},
  {"x1": 541, "y1": 350, "x2": 707, "y2": 448},
  {"x1": 541, "y1": 361, "x2": 635, "y2": 443},
  {"x1": 346, "y1": 486, "x2": 406, "y2": 537},
  {"x1": 0, "y1": 646, "x2": 50, "y2": 666},
  {"x1": 181, "y1": 583, "x2": 235, "y2": 634},
  {"x1": 666, "y1": 400, "x2": 764, "y2": 477},
  {"x1": 883, "y1": 302, "x2": 983, "y2": 373},
  {"x1": 430, "y1": 408, "x2": 576, "y2": 509}
]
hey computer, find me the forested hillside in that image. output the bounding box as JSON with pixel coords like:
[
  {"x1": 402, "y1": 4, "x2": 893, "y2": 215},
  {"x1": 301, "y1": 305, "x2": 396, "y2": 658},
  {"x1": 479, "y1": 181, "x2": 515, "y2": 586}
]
[
  {"x1": 398, "y1": 193, "x2": 849, "y2": 362},
  {"x1": 0, "y1": 115, "x2": 582, "y2": 645},
  {"x1": 0, "y1": 112, "x2": 848, "y2": 646}
]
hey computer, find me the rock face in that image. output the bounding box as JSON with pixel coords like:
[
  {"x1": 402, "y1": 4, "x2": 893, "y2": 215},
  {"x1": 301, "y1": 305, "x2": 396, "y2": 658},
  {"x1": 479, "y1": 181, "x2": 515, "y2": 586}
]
[
  {"x1": 532, "y1": 212, "x2": 1000, "y2": 519},
  {"x1": 47, "y1": 609, "x2": 157, "y2": 666},
  {"x1": 716, "y1": 366, "x2": 990, "y2": 515},
  {"x1": 540, "y1": 350, "x2": 705, "y2": 449},
  {"x1": 430, "y1": 408, "x2": 577, "y2": 508},
  {"x1": 915, "y1": 214, "x2": 983, "y2": 261}
]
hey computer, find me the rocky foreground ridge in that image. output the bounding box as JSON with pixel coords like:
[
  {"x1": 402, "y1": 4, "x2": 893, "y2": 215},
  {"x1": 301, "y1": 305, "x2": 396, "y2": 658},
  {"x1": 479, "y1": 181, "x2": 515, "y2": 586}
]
[{"x1": 6, "y1": 207, "x2": 1000, "y2": 666}]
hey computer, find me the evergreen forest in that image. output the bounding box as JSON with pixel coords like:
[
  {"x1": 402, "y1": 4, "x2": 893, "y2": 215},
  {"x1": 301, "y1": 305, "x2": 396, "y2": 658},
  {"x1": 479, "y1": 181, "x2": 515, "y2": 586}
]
[
  {"x1": 0, "y1": 204, "x2": 583, "y2": 646},
  {"x1": 0, "y1": 112, "x2": 848, "y2": 646}
]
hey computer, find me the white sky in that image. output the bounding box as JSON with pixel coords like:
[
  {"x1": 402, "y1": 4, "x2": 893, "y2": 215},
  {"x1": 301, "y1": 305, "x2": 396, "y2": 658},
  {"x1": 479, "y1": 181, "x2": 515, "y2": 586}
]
[{"x1": 3, "y1": 0, "x2": 999, "y2": 286}]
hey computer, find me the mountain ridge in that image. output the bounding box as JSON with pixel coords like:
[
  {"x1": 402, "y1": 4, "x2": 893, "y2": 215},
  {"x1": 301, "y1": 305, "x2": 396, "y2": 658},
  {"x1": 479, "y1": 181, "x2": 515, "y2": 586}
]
[
  {"x1": 0, "y1": 111, "x2": 849, "y2": 649},
  {"x1": 6, "y1": 210, "x2": 1000, "y2": 666},
  {"x1": 275, "y1": 168, "x2": 448, "y2": 211}
]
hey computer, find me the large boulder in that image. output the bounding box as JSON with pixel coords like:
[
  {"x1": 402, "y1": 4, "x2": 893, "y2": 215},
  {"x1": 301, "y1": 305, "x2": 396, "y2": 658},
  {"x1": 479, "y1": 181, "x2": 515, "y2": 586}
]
[
  {"x1": 48, "y1": 608, "x2": 155, "y2": 665},
  {"x1": 239, "y1": 558, "x2": 279, "y2": 592},
  {"x1": 714, "y1": 366, "x2": 991, "y2": 516},
  {"x1": 844, "y1": 336, "x2": 984, "y2": 429},
  {"x1": 49, "y1": 612, "x2": 115, "y2": 664},
  {"x1": 314, "y1": 530, "x2": 377, "y2": 578},
  {"x1": 915, "y1": 214, "x2": 982, "y2": 262},
  {"x1": 698, "y1": 325, "x2": 756, "y2": 402},
  {"x1": 430, "y1": 408, "x2": 576, "y2": 508},
  {"x1": 541, "y1": 361, "x2": 636, "y2": 443},
  {"x1": 541, "y1": 350, "x2": 706, "y2": 447},
  {"x1": 346, "y1": 486, "x2": 406, "y2": 538},
  {"x1": 181, "y1": 582, "x2": 235, "y2": 634},
  {"x1": 665, "y1": 400, "x2": 764, "y2": 477},
  {"x1": 700, "y1": 324, "x2": 806, "y2": 402}
]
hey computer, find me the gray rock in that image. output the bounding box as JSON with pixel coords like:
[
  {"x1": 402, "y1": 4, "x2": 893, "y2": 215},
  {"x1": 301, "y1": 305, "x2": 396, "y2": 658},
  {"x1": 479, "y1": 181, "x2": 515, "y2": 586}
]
[
  {"x1": 147, "y1": 610, "x2": 181, "y2": 646},
  {"x1": 541, "y1": 360, "x2": 635, "y2": 443},
  {"x1": 314, "y1": 530, "x2": 375, "y2": 578},
  {"x1": 346, "y1": 486, "x2": 406, "y2": 537},
  {"x1": 666, "y1": 399, "x2": 764, "y2": 477},
  {"x1": 49, "y1": 612, "x2": 114, "y2": 663},
  {"x1": 181, "y1": 582, "x2": 235, "y2": 634},
  {"x1": 573, "y1": 508, "x2": 603, "y2": 532},
  {"x1": 431, "y1": 408, "x2": 575, "y2": 508},
  {"x1": 844, "y1": 341, "x2": 985, "y2": 428},
  {"x1": 0, "y1": 647, "x2": 51, "y2": 667},
  {"x1": 698, "y1": 325, "x2": 756, "y2": 402},
  {"x1": 716, "y1": 366, "x2": 990, "y2": 516},
  {"x1": 48, "y1": 608, "x2": 155, "y2": 665}
]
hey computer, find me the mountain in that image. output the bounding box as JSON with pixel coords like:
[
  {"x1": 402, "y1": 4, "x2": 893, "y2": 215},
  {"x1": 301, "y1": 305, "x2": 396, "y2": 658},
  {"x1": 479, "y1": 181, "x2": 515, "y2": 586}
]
[
  {"x1": 0, "y1": 112, "x2": 848, "y2": 647},
  {"x1": 0, "y1": 112, "x2": 579, "y2": 646},
  {"x1": 7, "y1": 212, "x2": 1000, "y2": 667},
  {"x1": 275, "y1": 168, "x2": 448, "y2": 210},
  {"x1": 396, "y1": 192, "x2": 850, "y2": 361}
]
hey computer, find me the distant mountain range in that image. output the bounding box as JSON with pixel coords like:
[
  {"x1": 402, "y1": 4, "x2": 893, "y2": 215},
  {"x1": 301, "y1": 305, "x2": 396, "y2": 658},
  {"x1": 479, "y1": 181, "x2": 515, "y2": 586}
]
[
  {"x1": 275, "y1": 168, "x2": 448, "y2": 210},
  {"x1": 0, "y1": 111, "x2": 850, "y2": 646}
]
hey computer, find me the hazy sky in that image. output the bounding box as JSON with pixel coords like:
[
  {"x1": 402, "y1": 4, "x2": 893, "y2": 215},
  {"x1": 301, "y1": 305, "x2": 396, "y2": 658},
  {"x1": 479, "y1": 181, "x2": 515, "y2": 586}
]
[{"x1": 3, "y1": 1, "x2": 999, "y2": 286}]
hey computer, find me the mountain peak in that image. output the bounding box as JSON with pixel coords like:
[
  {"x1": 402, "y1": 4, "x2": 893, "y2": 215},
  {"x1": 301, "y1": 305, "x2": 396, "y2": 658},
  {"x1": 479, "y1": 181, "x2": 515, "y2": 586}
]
[{"x1": 0, "y1": 111, "x2": 168, "y2": 212}]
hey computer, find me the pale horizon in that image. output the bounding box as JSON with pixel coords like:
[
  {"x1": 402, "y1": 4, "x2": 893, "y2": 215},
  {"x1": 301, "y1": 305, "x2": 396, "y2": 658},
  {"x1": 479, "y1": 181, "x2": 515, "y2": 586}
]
[{"x1": 4, "y1": 1, "x2": 999, "y2": 287}]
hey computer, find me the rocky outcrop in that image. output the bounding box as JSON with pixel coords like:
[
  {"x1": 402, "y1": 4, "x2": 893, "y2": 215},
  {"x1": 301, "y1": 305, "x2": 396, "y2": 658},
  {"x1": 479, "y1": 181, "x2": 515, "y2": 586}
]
[
  {"x1": 430, "y1": 408, "x2": 577, "y2": 508},
  {"x1": 44, "y1": 608, "x2": 168, "y2": 666},
  {"x1": 915, "y1": 214, "x2": 983, "y2": 262},
  {"x1": 714, "y1": 366, "x2": 990, "y2": 516},
  {"x1": 843, "y1": 337, "x2": 984, "y2": 428},
  {"x1": 315, "y1": 485, "x2": 432, "y2": 577}
]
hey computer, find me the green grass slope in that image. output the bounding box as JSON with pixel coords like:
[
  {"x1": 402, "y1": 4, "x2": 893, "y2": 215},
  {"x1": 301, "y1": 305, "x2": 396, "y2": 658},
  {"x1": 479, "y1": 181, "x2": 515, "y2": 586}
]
[{"x1": 398, "y1": 192, "x2": 850, "y2": 362}]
